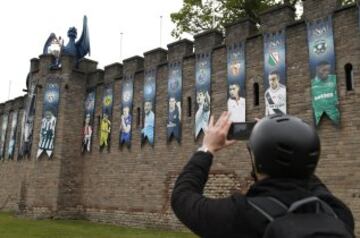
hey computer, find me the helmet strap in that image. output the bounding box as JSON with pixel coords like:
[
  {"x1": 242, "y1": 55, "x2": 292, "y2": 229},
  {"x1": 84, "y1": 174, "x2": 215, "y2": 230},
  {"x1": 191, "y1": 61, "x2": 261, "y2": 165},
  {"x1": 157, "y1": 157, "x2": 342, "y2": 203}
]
[{"x1": 247, "y1": 143, "x2": 258, "y2": 182}]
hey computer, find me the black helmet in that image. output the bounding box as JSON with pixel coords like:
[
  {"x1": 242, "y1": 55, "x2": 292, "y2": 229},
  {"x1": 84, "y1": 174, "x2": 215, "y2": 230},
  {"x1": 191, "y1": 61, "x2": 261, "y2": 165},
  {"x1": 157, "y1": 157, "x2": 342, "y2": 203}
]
[{"x1": 249, "y1": 114, "x2": 321, "y2": 179}]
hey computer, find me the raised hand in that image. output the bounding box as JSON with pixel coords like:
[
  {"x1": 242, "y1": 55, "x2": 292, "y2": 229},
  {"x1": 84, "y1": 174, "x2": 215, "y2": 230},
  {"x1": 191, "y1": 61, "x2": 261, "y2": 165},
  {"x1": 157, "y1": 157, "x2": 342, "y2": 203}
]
[{"x1": 202, "y1": 111, "x2": 236, "y2": 155}]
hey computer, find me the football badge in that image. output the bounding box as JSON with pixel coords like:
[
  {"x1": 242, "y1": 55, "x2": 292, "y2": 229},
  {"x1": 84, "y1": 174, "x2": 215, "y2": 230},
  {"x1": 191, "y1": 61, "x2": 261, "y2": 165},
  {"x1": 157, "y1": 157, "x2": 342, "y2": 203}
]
[
  {"x1": 103, "y1": 95, "x2": 112, "y2": 106},
  {"x1": 313, "y1": 40, "x2": 327, "y2": 55},
  {"x1": 198, "y1": 61, "x2": 207, "y2": 84},
  {"x1": 85, "y1": 94, "x2": 95, "y2": 111},
  {"x1": 268, "y1": 51, "x2": 280, "y2": 67}
]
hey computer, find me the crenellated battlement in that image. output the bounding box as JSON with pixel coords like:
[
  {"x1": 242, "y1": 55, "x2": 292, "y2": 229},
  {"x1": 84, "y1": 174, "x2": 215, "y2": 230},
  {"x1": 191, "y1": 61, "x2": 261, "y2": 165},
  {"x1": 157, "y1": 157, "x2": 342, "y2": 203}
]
[{"x1": 259, "y1": 3, "x2": 296, "y2": 32}]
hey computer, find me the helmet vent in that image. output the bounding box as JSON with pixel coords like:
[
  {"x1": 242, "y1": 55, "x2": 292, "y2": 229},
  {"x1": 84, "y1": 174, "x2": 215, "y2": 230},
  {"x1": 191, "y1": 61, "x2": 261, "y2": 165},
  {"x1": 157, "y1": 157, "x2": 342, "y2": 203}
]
[
  {"x1": 308, "y1": 150, "x2": 319, "y2": 157},
  {"x1": 275, "y1": 143, "x2": 293, "y2": 166},
  {"x1": 275, "y1": 155, "x2": 291, "y2": 166},
  {"x1": 276, "y1": 143, "x2": 294, "y2": 155},
  {"x1": 276, "y1": 118, "x2": 289, "y2": 123}
]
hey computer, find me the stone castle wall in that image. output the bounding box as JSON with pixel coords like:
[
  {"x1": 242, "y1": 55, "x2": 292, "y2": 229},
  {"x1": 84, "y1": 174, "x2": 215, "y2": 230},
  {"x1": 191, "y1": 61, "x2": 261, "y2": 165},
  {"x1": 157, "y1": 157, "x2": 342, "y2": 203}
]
[{"x1": 0, "y1": 0, "x2": 359, "y2": 235}]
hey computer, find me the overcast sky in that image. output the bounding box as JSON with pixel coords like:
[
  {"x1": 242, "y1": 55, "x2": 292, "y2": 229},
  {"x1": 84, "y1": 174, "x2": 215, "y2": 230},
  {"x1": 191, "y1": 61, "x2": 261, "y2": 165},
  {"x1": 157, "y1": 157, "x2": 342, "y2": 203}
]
[{"x1": 0, "y1": 0, "x2": 189, "y2": 103}]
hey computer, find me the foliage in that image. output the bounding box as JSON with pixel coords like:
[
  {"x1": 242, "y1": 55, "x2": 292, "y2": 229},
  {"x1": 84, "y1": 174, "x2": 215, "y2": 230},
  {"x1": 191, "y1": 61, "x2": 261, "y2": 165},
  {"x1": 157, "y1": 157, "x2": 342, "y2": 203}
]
[
  {"x1": 171, "y1": 0, "x2": 357, "y2": 38},
  {"x1": 171, "y1": 0, "x2": 274, "y2": 38},
  {"x1": 342, "y1": 0, "x2": 357, "y2": 5},
  {"x1": 0, "y1": 212, "x2": 196, "y2": 238}
]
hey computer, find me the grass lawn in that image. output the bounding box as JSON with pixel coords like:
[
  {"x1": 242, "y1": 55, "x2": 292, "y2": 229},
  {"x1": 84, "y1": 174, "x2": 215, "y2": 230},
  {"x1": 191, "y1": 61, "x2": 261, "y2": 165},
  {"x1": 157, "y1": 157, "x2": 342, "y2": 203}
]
[{"x1": 0, "y1": 212, "x2": 196, "y2": 238}]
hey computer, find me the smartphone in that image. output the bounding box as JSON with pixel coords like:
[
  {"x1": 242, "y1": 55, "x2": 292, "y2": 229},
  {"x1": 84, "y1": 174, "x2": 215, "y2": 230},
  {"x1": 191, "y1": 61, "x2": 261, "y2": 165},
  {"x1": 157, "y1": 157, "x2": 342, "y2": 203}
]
[{"x1": 227, "y1": 121, "x2": 257, "y2": 140}]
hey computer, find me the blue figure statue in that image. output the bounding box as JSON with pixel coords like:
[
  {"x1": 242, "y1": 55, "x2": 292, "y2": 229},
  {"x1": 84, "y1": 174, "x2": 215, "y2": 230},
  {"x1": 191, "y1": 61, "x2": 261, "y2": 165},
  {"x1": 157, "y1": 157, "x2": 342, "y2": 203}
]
[
  {"x1": 63, "y1": 15, "x2": 91, "y2": 65},
  {"x1": 43, "y1": 15, "x2": 90, "y2": 69}
]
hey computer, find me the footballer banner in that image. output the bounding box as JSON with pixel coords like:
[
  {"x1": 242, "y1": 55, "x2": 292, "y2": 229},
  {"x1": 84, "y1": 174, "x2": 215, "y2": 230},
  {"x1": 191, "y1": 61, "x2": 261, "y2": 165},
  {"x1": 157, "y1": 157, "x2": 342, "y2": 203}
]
[
  {"x1": 18, "y1": 110, "x2": 25, "y2": 159},
  {"x1": 82, "y1": 88, "x2": 96, "y2": 153},
  {"x1": 0, "y1": 114, "x2": 9, "y2": 160},
  {"x1": 37, "y1": 83, "x2": 60, "y2": 159},
  {"x1": 19, "y1": 82, "x2": 36, "y2": 158},
  {"x1": 141, "y1": 69, "x2": 156, "y2": 146},
  {"x1": 263, "y1": 30, "x2": 287, "y2": 116},
  {"x1": 167, "y1": 62, "x2": 182, "y2": 142},
  {"x1": 7, "y1": 111, "x2": 18, "y2": 160},
  {"x1": 227, "y1": 42, "x2": 246, "y2": 122},
  {"x1": 100, "y1": 83, "x2": 113, "y2": 150},
  {"x1": 358, "y1": 1, "x2": 360, "y2": 30},
  {"x1": 307, "y1": 16, "x2": 340, "y2": 126},
  {"x1": 195, "y1": 52, "x2": 211, "y2": 139},
  {"x1": 119, "y1": 74, "x2": 134, "y2": 147}
]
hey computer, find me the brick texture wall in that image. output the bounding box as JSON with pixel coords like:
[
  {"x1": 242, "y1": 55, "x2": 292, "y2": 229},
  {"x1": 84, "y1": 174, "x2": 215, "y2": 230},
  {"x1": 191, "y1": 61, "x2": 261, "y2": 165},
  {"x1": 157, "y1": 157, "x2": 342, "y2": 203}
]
[{"x1": 0, "y1": 0, "x2": 359, "y2": 235}]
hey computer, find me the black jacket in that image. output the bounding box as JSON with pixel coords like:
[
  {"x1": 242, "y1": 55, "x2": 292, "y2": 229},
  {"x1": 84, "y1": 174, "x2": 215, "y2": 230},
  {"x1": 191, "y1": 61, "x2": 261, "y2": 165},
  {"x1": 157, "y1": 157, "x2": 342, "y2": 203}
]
[{"x1": 171, "y1": 151, "x2": 355, "y2": 238}]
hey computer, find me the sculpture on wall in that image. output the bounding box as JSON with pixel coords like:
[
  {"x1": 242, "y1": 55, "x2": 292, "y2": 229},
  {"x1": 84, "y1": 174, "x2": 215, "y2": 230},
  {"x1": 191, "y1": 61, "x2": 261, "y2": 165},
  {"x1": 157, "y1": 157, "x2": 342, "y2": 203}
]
[
  {"x1": 263, "y1": 30, "x2": 287, "y2": 116},
  {"x1": 119, "y1": 74, "x2": 134, "y2": 148},
  {"x1": 43, "y1": 33, "x2": 64, "y2": 69},
  {"x1": 141, "y1": 69, "x2": 156, "y2": 146},
  {"x1": 227, "y1": 43, "x2": 246, "y2": 122},
  {"x1": 36, "y1": 83, "x2": 60, "y2": 159},
  {"x1": 7, "y1": 111, "x2": 18, "y2": 159},
  {"x1": 167, "y1": 62, "x2": 182, "y2": 142},
  {"x1": 195, "y1": 53, "x2": 211, "y2": 139},
  {"x1": 0, "y1": 114, "x2": 9, "y2": 160},
  {"x1": 43, "y1": 15, "x2": 90, "y2": 69},
  {"x1": 82, "y1": 88, "x2": 96, "y2": 153},
  {"x1": 100, "y1": 84, "x2": 113, "y2": 150},
  {"x1": 307, "y1": 16, "x2": 339, "y2": 126}
]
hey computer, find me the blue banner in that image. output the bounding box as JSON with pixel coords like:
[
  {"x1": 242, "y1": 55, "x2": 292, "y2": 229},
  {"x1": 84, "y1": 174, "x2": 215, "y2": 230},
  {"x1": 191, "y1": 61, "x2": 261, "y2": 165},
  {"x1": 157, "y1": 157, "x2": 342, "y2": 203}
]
[
  {"x1": 100, "y1": 83, "x2": 113, "y2": 150},
  {"x1": 227, "y1": 42, "x2": 246, "y2": 122},
  {"x1": 0, "y1": 114, "x2": 9, "y2": 160},
  {"x1": 358, "y1": 1, "x2": 360, "y2": 30},
  {"x1": 167, "y1": 62, "x2": 182, "y2": 142},
  {"x1": 18, "y1": 110, "x2": 25, "y2": 159},
  {"x1": 195, "y1": 53, "x2": 211, "y2": 139},
  {"x1": 19, "y1": 83, "x2": 36, "y2": 158},
  {"x1": 37, "y1": 83, "x2": 60, "y2": 159},
  {"x1": 7, "y1": 111, "x2": 18, "y2": 160},
  {"x1": 120, "y1": 74, "x2": 134, "y2": 147},
  {"x1": 263, "y1": 30, "x2": 287, "y2": 116},
  {"x1": 82, "y1": 88, "x2": 96, "y2": 153},
  {"x1": 307, "y1": 16, "x2": 339, "y2": 126},
  {"x1": 141, "y1": 69, "x2": 156, "y2": 145}
]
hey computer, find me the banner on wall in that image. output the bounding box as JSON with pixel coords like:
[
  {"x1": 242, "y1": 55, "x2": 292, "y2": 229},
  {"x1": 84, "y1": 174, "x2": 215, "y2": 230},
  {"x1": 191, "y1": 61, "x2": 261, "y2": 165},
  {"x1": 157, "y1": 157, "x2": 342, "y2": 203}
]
[
  {"x1": 195, "y1": 53, "x2": 211, "y2": 139},
  {"x1": 82, "y1": 88, "x2": 96, "y2": 153},
  {"x1": 7, "y1": 111, "x2": 18, "y2": 159},
  {"x1": 307, "y1": 16, "x2": 339, "y2": 126},
  {"x1": 141, "y1": 69, "x2": 156, "y2": 145},
  {"x1": 0, "y1": 114, "x2": 9, "y2": 160},
  {"x1": 358, "y1": 1, "x2": 360, "y2": 30},
  {"x1": 119, "y1": 74, "x2": 134, "y2": 147},
  {"x1": 227, "y1": 43, "x2": 246, "y2": 122},
  {"x1": 36, "y1": 83, "x2": 60, "y2": 159},
  {"x1": 19, "y1": 83, "x2": 36, "y2": 158},
  {"x1": 263, "y1": 30, "x2": 287, "y2": 116},
  {"x1": 18, "y1": 110, "x2": 25, "y2": 159},
  {"x1": 167, "y1": 62, "x2": 182, "y2": 142},
  {"x1": 100, "y1": 84, "x2": 113, "y2": 150}
]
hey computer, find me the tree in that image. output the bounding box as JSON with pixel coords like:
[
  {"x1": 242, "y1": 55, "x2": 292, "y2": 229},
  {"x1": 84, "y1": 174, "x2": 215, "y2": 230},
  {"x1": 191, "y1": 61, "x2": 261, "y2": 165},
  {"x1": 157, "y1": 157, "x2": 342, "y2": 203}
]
[{"x1": 171, "y1": 0, "x2": 356, "y2": 38}]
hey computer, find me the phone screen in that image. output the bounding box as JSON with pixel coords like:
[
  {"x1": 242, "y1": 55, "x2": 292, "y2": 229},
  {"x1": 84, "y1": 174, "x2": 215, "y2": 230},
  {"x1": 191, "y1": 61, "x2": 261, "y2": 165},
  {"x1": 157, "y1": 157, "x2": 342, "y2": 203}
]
[{"x1": 227, "y1": 122, "x2": 256, "y2": 140}]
